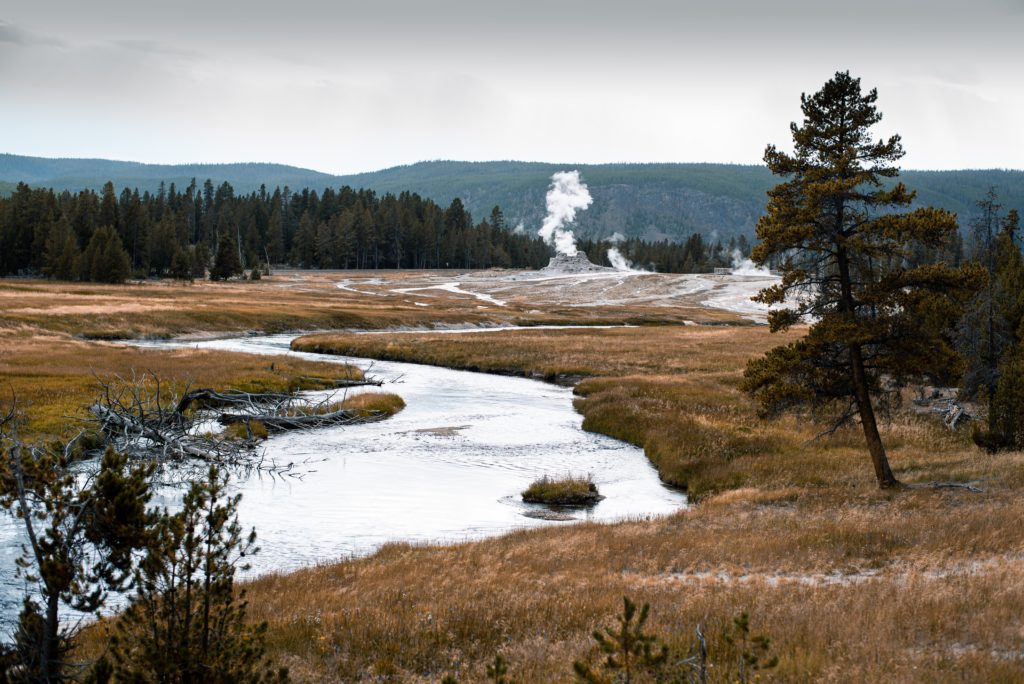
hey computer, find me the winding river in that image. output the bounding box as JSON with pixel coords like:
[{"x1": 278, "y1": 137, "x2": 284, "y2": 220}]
[{"x1": 1, "y1": 334, "x2": 686, "y2": 627}]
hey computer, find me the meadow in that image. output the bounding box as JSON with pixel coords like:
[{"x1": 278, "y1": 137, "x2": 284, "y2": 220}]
[{"x1": 2, "y1": 274, "x2": 1021, "y2": 681}]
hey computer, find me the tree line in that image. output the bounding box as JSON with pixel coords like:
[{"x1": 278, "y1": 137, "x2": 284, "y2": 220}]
[{"x1": 0, "y1": 180, "x2": 745, "y2": 282}]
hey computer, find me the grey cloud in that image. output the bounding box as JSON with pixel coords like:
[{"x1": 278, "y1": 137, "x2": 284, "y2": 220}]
[
  {"x1": 0, "y1": 0, "x2": 1020, "y2": 172},
  {"x1": 110, "y1": 39, "x2": 202, "y2": 61},
  {"x1": 0, "y1": 20, "x2": 64, "y2": 47}
]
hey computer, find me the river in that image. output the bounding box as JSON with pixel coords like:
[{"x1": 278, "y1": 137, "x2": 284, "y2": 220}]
[{"x1": 1, "y1": 333, "x2": 686, "y2": 628}]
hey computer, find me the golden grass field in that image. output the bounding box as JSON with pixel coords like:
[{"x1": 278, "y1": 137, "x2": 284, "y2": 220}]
[
  {"x1": 0, "y1": 270, "x2": 734, "y2": 340},
  {"x1": 3, "y1": 274, "x2": 1022, "y2": 681},
  {"x1": 0, "y1": 332, "x2": 370, "y2": 439}
]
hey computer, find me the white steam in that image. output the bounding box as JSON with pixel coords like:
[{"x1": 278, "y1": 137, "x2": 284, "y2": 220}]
[
  {"x1": 730, "y1": 249, "x2": 773, "y2": 276},
  {"x1": 538, "y1": 170, "x2": 592, "y2": 256},
  {"x1": 607, "y1": 247, "x2": 637, "y2": 272}
]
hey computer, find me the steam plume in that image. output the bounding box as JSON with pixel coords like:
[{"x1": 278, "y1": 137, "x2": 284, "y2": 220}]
[
  {"x1": 607, "y1": 247, "x2": 639, "y2": 271},
  {"x1": 538, "y1": 170, "x2": 592, "y2": 256},
  {"x1": 730, "y1": 249, "x2": 773, "y2": 276}
]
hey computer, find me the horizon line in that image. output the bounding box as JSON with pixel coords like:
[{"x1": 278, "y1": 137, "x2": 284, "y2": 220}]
[{"x1": 2, "y1": 152, "x2": 1022, "y2": 177}]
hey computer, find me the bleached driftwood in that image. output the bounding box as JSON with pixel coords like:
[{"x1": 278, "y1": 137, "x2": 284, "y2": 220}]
[
  {"x1": 216, "y1": 407, "x2": 389, "y2": 432},
  {"x1": 87, "y1": 370, "x2": 387, "y2": 473}
]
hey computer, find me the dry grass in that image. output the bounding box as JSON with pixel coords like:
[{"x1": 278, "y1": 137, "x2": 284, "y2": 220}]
[
  {"x1": 521, "y1": 474, "x2": 601, "y2": 505},
  {"x1": 0, "y1": 332, "x2": 364, "y2": 440},
  {"x1": 7, "y1": 273, "x2": 1020, "y2": 681},
  {"x1": 339, "y1": 392, "x2": 407, "y2": 417},
  {"x1": 251, "y1": 323, "x2": 1024, "y2": 681},
  {"x1": 294, "y1": 325, "x2": 787, "y2": 383},
  {"x1": 223, "y1": 419, "x2": 270, "y2": 441},
  {"x1": 234, "y1": 489, "x2": 1024, "y2": 682},
  {"x1": 0, "y1": 273, "x2": 722, "y2": 339}
]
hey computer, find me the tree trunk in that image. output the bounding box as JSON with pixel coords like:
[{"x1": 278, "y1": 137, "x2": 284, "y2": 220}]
[
  {"x1": 836, "y1": 237, "x2": 900, "y2": 489},
  {"x1": 988, "y1": 284, "x2": 997, "y2": 433},
  {"x1": 850, "y1": 342, "x2": 900, "y2": 488},
  {"x1": 43, "y1": 592, "x2": 60, "y2": 683}
]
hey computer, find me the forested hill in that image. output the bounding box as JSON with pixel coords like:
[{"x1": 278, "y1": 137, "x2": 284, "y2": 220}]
[
  {"x1": 2, "y1": 154, "x2": 1022, "y2": 243},
  {"x1": 0, "y1": 155, "x2": 336, "y2": 197},
  {"x1": 336, "y1": 163, "x2": 1024, "y2": 242}
]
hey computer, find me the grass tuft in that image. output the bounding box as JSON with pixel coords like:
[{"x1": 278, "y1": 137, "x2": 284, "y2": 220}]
[
  {"x1": 340, "y1": 392, "x2": 406, "y2": 418},
  {"x1": 522, "y1": 474, "x2": 603, "y2": 505},
  {"x1": 223, "y1": 420, "x2": 269, "y2": 441}
]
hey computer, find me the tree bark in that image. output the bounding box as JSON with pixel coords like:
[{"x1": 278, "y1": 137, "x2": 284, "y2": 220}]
[
  {"x1": 43, "y1": 592, "x2": 60, "y2": 683},
  {"x1": 849, "y1": 343, "x2": 900, "y2": 488}
]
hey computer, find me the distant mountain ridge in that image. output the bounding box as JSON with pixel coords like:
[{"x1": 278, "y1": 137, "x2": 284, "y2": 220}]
[
  {"x1": 2, "y1": 153, "x2": 1022, "y2": 243},
  {"x1": 0, "y1": 154, "x2": 336, "y2": 193}
]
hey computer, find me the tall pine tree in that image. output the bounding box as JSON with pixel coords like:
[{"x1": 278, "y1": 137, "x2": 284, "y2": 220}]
[{"x1": 742, "y1": 71, "x2": 984, "y2": 488}]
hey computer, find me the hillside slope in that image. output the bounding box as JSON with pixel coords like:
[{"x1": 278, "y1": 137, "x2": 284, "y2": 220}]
[
  {"x1": 0, "y1": 154, "x2": 336, "y2": 195},
  {"x1": 2, "y1": 154, "x2": 1021, "y2": 243}
]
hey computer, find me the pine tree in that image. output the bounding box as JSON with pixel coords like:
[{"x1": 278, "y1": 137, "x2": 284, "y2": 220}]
[
  {"x1": 960, "y1": 200, "x2": 1023, "y2": 417},
  {"x1": 192, "y1": 241, "x2": 212, "y2": 279},
  {"x1": 42, "y1": 216, "x2": 81, "y2": 281},
  {"x1": 99, "y1": 181, "x2": 120, "y2": 236},
  {"x1": 722, "y1": 612, "x2": 778, "y2": 684},
  {"x1": 148, "y1": 214, "x2": 179, "y2": 276},
  {"x1": 210, "y1": 232, "x2": 243, "y2": 281},
  {"x1": 108, "y1": 466, "x2": 287, "y2": 683},
  {"x1": 489, "y1": 205, "x2": 505, "y2": 232},
  {"x1": 0, "y1": 424, "x2": 152, "y2": 683},
  {"x1": 266, "y1": 203, "x2": 285, "y2": 265},
  {"x1": 573, "y1": 597, "x2": 668, "y2": 684},
  {"x1": 169, "y1": 245, "x2": 194, "y2": 281},
  {"x1": 969, "y1": 208, "x2": 1024, "y2": 449},
  {"x1": 80, "y1": 225, "x2": 132, "y2": 283},
  {"x1": 291, "y1": 213, "x2": 317, "y2": 267},
  {"x1": 741, "y1": 71, "x2": 984, "y2": 488},
  {"x1": 995, "y1": 210, "x2": 1024, "y2": 342}
]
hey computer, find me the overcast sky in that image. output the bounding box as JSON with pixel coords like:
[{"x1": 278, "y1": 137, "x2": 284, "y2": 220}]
[{"x1": 1, "y1": 1, "x2": 1021, "y2": 173}]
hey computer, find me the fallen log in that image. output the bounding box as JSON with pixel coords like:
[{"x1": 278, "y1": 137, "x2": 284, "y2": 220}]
[
  {"x1": 292, "y1": 375, "x2": 385, "y2": 388},
  {"x1": 333, "y1": 378, "x2": 384, "y2": 388},
  {"x1": 175, "y1": 389, "x2": 292, "y2": 414},
  {"x1": 217, "y1": 408, "x2": 388, "y2": 432},
  {"x1": 176, "y1": 381, "x2": 383, "y2": 414}
]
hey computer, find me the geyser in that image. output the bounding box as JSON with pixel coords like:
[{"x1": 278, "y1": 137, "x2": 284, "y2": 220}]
[
  {"x1": 540, "y1": 251, "x2": 613, "y2": 275},
  {"x1": 538, "y1": 170, "x2": 592, "y2": 256}
]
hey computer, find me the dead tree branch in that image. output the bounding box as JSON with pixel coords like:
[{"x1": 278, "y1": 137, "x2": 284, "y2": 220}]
[{"x1": 85, "y1": 371, "x2": 393, "y2": 472}]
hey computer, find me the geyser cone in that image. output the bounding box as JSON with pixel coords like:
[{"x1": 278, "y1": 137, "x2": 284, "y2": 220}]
[{"x1": 540, "y1": 252, "x2": 614, "y2": 275}]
